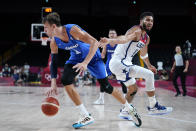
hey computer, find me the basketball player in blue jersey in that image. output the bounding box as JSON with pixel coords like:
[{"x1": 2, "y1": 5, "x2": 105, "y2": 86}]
[
  {"x1": 94, "y1": 29, "x2": 127, "y2": 105},
  {"x1": 42, "y1": 12, "x2": 141, "y2": 128},
  {"x1": 100, "y1": 12, "x2": 173, "y2": 120}
]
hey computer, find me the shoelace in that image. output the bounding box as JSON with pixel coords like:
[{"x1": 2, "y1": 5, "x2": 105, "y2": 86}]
[{"x1": 77, "y1": 115, "x2": 91, "y2": 124}]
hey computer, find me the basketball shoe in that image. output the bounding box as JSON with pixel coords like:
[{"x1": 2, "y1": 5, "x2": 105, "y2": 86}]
[
  {"x1": 119, "y1": 108, "x2": 133, "y2": 121},
  {"x1": 148, "y1": 102, "x2": 173, "y2": 115},
  {"x1": 72, "y1": 114, "x2": 94, "y2": 129},
  {"x1": 119, "y1": 104, "x2": 142, "y2": 127}
]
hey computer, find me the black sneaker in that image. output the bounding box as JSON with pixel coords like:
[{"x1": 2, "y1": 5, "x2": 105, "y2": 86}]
[
  {"x1": 183, "y1": 92, "x2": 187, "y2": 96},
  {"x1": 175, "y1": 92, "x2": 181, "y2": 97}
]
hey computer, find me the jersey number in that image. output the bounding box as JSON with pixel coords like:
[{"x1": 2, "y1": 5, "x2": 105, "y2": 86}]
[{"x1": 136, "y1": 42, "x2": 145, "y2": 48}]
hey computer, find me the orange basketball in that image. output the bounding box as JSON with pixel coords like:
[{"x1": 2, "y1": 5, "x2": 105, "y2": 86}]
[{"x1": 41, "y1": 97, "x2": 59, "y2": 116}]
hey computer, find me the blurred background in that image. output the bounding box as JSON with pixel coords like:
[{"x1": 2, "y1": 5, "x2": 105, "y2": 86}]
[{"x1": 0, "y1": 0, "x2": 195, "y2": 86}]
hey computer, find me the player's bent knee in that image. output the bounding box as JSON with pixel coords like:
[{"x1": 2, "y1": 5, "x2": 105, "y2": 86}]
[
  {"x1": 146, "y1": 87, "x2": 155, "y2": 92},
  {"x1": 97, "y1": 78, "x2": 114, "y2": 94},
  {"x1": 124, "y1": 78, "x2": 136, "y2": 87},
  {"x1": 61, "y1": 76, "x2": 74, "y2": 86},
  {"x1": 104, "y1": 84, "x2": 113, "y2": 94}
]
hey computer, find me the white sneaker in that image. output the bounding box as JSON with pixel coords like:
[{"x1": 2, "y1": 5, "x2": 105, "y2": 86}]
[
  {"x1": 93, "y1": 98, "x2": 104, "y2": 105},
  {"x1": 148, "y1": 102, "x2": 173, "y2": 115},
  {"x1": 123, "y1": 104, "x2": 142, "y2": 127},
  {"x1": 119, "y1": 108, "x2": 133, "y2": 121},
  {"x1": 72, "y1": 114, "x2": 94, "y2": 129}
]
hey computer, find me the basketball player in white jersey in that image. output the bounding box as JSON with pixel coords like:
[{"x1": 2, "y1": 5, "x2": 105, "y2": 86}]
[{"x1": 100, "y1": 12, "x2": 173, "y2": 120}]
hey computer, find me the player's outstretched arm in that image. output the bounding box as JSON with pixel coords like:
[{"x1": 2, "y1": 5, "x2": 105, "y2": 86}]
[
  {"x1": 100, "y1": 33, "x2": 136, "y2": 47},
  {"x1": 99, "y1": 28, "x2": 141, "y2": 47}
]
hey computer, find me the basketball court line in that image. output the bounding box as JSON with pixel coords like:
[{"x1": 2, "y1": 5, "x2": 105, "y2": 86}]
[
  {"x1": 103, "y1": 109, "x2": 196, "y2": 124},
  {"x1": 0, "y1": 101, "x2": 195, "y2": 124}
]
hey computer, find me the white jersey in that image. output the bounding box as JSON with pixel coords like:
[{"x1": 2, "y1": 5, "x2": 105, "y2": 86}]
[{"x1": 112, "y1": 33, "x2": 148, "y2": 66}]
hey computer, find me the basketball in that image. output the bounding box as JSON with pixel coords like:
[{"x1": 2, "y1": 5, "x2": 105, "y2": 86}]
[{"x1": 41, "y1": 97, "x2": 60, "y2": 116}]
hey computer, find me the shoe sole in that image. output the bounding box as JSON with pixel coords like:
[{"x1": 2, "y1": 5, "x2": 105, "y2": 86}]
[
  {"x1": 148, "y1": 107, "x2": 173, "y2": 115},
  {"x1": 119, "y1": 115, "x2": 132, "y2": 121},
  {"x1": 73, "y1": 121, "x2": 94, "y2": 129},
  {"x1": 148, "y1": 111, "x2": 172, "y2": 115}
]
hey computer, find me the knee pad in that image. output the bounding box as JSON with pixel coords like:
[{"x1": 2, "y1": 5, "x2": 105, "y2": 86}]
[
  {"x1": 104, "y1": 84, "x2": 114, "y2": 94},
  {"x1": 97, "y1": 78, "x2": 113, "y2": 94},
  {"x1": 61, "y1": 75, "x2": 74, "y2": 86}
]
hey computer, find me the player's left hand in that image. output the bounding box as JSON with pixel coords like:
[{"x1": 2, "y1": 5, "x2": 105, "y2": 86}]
[
  {"x1": 148, "y1": 65, "x2": 157, "y2": 74},
  {"x1": 99, "y1": 37, "x2": 109, "y2": 48},
  {"x1": 73, "y1": 62, "x2": 87, "y2": 74}
]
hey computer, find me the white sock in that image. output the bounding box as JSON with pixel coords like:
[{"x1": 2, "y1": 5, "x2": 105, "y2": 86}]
[
  {"x1": 76, "y1": 104, "x2": 89, "y2": 116},
  {"x1": 123, "y1": 101, "x2": 133, "y2": 110},
  {"x1": 148, "y1": 95, "x2": 157, "y2": 108},
  {"x1": 100, "y1": 92, "x2": 104, "y2": 100}
]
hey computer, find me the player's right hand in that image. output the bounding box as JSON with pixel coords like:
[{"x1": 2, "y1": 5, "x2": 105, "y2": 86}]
[{"x1": 46, "y1": 87, "x2": 58, "y2": 97}]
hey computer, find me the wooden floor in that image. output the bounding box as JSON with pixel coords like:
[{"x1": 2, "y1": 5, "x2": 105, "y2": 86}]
[{"x1": 0, "y1": 85, "x2": 196, "y2": 131}]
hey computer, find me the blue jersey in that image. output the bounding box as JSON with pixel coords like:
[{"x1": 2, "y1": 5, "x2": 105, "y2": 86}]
[
  {"x1": 54, "y1": 24, "x2": 102, "y2": 65},
  {"x1": 106, "y1": 44, "x2": 117, "y2": 62},
  {"x1": 105, "y1": 44, "x2": 117, "y2": 76},
  {"x1": 54, "y1": 24, "x2": 106, "y2": 79}
]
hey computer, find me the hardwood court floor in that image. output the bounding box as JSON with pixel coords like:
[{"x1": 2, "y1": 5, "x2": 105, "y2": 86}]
[{"x1": 0, "y1": 85, "x2": 196, "y2": 131}]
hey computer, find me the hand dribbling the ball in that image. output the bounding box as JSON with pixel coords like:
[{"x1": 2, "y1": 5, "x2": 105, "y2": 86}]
[{"x1": 46, "y1": 79, "x2": 58, "y2": 97}]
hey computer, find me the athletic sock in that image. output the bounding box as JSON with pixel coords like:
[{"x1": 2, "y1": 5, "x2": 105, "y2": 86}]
[
  {"x1": 76, "y1": 104, "x2": 89, "y2": 116},
  {"x1": 148, "y1": 95, "x2": 157, "y2": 108},
  {"x1": 123, "y1": 101, "x2": 133, "y2": 111},
  {"x1": 100, "y1": 92, "x2": 104, "y2": 100}
]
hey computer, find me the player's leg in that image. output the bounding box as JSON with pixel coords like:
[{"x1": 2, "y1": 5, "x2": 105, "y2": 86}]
[
  {"x1": 119, "y1": 80, "x2": 137, "y2": 121},
  {"x1": 120, "y1": 81, "x2": 127, "y2": 98},
  {"x1": 93, "y1": 60, "x2": 112, "y2": 104},
  {"x1": 93, "y1": 84, "x2": 105, "y2": 105},
  {"x1": 172, "y1": 69, "x2": 181, "y2": 96},
  {"x1": 89, "y1": 60, "x2": 142, "y2": 126},
  {"x1": 129, "y1": 65, "x2": 173, "y2": 115},
  {"x1": 61, "y1": 64, "x2": 94, "y2": 128},
  {"x1": 125, "y1": 83, "x2": 137, "y2": 103}
]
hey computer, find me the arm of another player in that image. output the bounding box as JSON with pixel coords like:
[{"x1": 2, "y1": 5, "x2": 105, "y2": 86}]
[
  {"x1": 46, "y1": 38, "x2": 58, "y2": 96},
  {"x1": 100, "y1": 28, "x2": 141, "y2": 47},
  {"x1": 140, "y1": 37, "x2": 157, "y2": 74},
  {"x1": 101, "y1": 45, "x2": 107, "y2": 59},
  {"x1": 70, "y1": 26, "x2": 100, "y2": 73}
]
